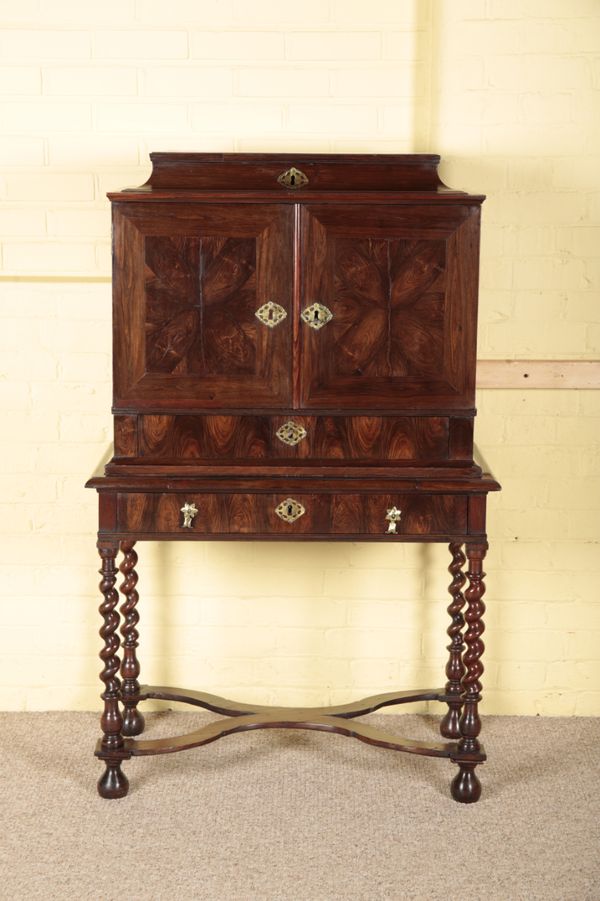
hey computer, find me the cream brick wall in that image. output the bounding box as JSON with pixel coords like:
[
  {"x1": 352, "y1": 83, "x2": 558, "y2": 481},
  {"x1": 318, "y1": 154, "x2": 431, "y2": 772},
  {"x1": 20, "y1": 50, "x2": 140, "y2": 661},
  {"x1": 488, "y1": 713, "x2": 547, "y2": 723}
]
[{"x1": 1, "y1": 0, "x2": 599, "y2": 715}]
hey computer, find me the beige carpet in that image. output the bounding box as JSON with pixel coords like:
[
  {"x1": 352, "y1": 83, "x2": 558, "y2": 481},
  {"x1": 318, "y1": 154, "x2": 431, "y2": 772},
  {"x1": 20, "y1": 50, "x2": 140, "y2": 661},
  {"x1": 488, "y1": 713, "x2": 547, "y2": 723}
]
[{"x1": 1, "y1": 711, "x2": 599, "y2": 901}]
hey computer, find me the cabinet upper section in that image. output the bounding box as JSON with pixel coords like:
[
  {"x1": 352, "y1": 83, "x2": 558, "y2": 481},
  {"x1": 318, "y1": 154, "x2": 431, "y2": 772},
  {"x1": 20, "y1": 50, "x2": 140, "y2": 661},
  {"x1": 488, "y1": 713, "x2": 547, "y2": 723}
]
[{"x1": 111, "y1": 154, "x2": 484, "y2": 418}]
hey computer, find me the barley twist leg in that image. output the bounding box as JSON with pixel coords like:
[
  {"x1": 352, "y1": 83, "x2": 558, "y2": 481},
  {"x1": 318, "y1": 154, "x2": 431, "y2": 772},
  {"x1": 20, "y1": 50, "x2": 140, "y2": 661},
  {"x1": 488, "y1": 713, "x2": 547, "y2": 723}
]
[
  {"x1": 451, "y1": 541, "x2": 487, "y2": 804},
  {"x1": 440, "y1": 542, "x2": 467, "y2": 739},
  {"x1": 119, "y1": 541, "x2": 145, "y2": 737},
  {"x1": 97, "y1": 542, "x2": 128, "y2": 798}
]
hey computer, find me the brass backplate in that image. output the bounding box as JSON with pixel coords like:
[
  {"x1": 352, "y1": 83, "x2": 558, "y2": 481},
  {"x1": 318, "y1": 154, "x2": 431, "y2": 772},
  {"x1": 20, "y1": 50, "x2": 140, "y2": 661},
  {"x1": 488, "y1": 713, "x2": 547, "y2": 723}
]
[
  {"x1": 276, "y1": 421, "x2": 307, "y2": 446},
  {"x1": 385, "y1": 506, "x2": 402, "y2": 534},
  {"x1": 277, "y1": 167, "x2": 309, "y2": 189},
  {"x1": 275, "y1": 498, "x2": 306, "y2": 523},
  {"x1": 301, "y1": 302, "x2": 333, "y2": 330},
  {"x1": 255, "y1": 301, "x2": 287, "y2": 328},
  {"x1": 180, "y1": 501, "x2": 199, "y2": 528}
]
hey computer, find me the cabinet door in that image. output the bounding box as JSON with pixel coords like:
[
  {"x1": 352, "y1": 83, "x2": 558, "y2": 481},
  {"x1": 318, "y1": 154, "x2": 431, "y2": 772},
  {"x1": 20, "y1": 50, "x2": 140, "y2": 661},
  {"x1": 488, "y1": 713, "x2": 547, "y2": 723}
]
[
  {"x1": 299, "y1": 204, "x2": 480, "y2": 411},
  {"x1": 113, "y1": 203, "x2": 292, "y2": 409}
]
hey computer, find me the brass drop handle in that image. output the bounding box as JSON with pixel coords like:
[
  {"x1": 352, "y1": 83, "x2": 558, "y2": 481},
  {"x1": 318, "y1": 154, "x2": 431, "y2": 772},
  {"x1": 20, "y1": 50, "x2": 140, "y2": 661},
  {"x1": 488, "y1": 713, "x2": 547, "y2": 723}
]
[
  {"x1": 180, "y1": 501, "x2": 198, "y2": 529},
  {"x1": 385, "y1": 507, "x2": 402, "y2": 534},
  {"x1": 301, "y1": 303, "x2": 333, "y2": 330}
]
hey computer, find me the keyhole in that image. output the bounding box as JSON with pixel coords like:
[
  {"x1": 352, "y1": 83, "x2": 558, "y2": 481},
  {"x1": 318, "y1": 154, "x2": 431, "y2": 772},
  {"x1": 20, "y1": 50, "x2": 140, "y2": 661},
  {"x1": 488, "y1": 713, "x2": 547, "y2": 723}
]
[
  {"x1": 313, "y1": 309, "x2": 319, "y2": 322},
  {"x1": 290, "y1": 173, "x2": 296, "y2": 186},
  {"x1": 287, "y1": 504, "x2": 293, "y2": 515},
  {"x1": 268, "y1": 309, "x2": 273, "y2": 321}
]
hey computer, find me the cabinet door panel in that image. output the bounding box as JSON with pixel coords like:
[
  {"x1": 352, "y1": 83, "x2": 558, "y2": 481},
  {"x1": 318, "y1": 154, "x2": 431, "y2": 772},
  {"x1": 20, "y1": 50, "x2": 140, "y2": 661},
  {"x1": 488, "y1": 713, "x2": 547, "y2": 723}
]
[
  {"x1": 299, "y1": 204, "x2": 480, "y2": 411},
  {"x1": 113, "y1": 203, "x2": 293, "y2": 409}
]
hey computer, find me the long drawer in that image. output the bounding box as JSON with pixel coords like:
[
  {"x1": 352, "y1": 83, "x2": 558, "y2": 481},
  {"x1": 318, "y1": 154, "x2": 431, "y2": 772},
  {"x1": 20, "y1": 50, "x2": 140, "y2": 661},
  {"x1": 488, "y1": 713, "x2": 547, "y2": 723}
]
[
  {"x1": 115, "y1": 414, "x2": 459, "y2": 464},
  {"x1": 116, "y1": 492, "x2": 468, "y2": 538}
]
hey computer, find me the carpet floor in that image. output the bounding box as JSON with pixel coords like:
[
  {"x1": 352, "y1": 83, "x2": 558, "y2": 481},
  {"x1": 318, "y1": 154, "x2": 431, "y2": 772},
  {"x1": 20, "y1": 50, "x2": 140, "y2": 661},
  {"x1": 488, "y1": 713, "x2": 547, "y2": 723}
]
[{"x1": 0, "y1": 711, "x2": 598, "y2": 901}]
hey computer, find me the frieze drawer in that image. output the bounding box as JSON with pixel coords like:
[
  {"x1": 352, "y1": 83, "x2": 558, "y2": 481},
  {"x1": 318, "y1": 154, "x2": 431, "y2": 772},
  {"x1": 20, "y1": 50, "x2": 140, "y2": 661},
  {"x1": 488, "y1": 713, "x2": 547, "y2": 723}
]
[
  {"x1": 116, "y1": 492, "x2": 468, "y2": 538},
  {"x1": 124, "y1": 415, "x2": 453, "y2": 464}
]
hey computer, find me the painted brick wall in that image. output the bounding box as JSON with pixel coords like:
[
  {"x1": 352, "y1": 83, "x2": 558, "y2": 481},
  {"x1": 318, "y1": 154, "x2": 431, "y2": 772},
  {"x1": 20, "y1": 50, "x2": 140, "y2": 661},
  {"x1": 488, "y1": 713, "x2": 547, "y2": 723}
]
[{"x1": 1, "y1": 0, "x2": 599, "y2": 715}]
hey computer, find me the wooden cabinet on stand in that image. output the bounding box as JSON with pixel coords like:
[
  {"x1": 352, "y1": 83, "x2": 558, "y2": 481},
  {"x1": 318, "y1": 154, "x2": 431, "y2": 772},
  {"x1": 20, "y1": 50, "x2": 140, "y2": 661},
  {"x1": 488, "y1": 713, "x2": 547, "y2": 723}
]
[{"x1": 87, "y1": 153, "x2": 499, "y2": 802}]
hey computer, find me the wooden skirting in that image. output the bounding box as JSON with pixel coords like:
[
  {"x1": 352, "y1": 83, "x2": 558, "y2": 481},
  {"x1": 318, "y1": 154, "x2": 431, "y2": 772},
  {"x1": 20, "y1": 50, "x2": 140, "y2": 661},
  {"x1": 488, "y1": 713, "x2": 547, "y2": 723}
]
[{"x1": 477, "y1": 360, "x2": 600, "y2": 389}]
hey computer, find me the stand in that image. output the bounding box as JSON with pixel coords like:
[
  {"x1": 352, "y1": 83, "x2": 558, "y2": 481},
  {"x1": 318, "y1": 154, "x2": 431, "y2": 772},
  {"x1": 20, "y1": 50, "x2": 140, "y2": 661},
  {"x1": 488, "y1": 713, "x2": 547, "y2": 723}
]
[{"x1": 93, "y1": 521, "x2": 491, "y2": 804}]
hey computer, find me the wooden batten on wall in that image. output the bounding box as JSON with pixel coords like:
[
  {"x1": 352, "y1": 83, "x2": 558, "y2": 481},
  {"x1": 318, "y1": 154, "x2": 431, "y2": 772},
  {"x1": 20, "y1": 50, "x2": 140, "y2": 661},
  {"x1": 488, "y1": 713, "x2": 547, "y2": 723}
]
[{"x1": 477, "y1": 360, "x2": 600, "y2": 389}]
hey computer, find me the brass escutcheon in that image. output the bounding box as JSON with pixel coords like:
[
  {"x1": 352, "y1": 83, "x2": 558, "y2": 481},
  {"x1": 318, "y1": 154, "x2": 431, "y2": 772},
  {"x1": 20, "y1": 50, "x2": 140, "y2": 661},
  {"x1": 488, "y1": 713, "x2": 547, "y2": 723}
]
[
  {"x1": 276, "y1": 421, "x2": 307, "y2": 447},
  {"x1": 255, "y1": 301, "x2": 287, "y2": 328},
  {"x1": 277, "y1": 167, "x2": 309, "y2": 189},
  {"x1": 275, "y1": 498, "x2": 306, "y2": 523},
  {"x1": 301, "y1": 302, "x2": 333, "y2": 330}
]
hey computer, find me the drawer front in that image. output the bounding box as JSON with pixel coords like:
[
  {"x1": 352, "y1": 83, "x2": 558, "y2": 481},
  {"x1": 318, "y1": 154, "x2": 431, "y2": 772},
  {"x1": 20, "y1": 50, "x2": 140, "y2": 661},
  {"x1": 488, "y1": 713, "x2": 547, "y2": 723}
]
[
  {"x1": 134, "y1": 414, "x2": 450, "y2": 464},
  {"x1": 117, "y1": 492, "x2": 467, "y2": 537}
]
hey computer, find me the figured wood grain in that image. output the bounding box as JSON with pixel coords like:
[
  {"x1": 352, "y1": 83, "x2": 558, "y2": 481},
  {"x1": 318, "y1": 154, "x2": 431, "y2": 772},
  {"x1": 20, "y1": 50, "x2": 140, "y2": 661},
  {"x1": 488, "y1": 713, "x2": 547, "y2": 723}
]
[
  {"x1": 444, "y1": 211, "x2": 480, "y2": 401},
  {"x1": 330, "y1": 236, "x2": 446, "y2": 379},
  {"x1": 114, "y1": 416, "x2": 137, "y2": 458},
  {"x1": 299, "y1": 204, "x2": 481, "y2": 410},
  {"x1": 116, "y1": 492, "x2": 468, "y2": 537},
  {"x1": 137, "y1": 414, "x2": 450, "y2": 463},
  {"x1": 113, "y1": 203, "x2": 293, "y2": 409},
  {"x1": 145, "y1": 234, "x2": 257, "y2": 376}
]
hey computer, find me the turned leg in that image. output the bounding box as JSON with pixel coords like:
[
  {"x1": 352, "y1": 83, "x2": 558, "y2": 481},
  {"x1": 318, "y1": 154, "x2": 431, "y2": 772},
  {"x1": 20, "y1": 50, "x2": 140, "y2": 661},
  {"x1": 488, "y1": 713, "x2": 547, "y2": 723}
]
[
  {"x1": 440, "y1": 543, "x2": 467, "y2": 739},
  {"x1": 451, "y1": 541, "x2": 487, "y2": 804},
  {"x1": 119, "y1": 541, "x2": 145, "y2": 737},
  {"x1": 97, "y1": 542, "x2": 129, "y2": 798}
]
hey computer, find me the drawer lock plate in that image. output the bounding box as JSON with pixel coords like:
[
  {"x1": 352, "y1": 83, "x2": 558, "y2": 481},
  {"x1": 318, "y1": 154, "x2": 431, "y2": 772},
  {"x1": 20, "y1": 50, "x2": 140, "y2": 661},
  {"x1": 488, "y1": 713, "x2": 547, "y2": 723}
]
[
  {"x1": 276, "y1": 421, "x2": 307, "y2": 446},
  {"x1": 255, "y1": 301, "x2": 287, "y2": 329},
  {"x1": 301, "y1": 303, "x2": 333, "y2": 330},
  {"x1": 275, "y1": 498, "x2": 306, "y2": 523},
  {"x1": 277, "y1": 167, "x2": 308, "y2": 189}
]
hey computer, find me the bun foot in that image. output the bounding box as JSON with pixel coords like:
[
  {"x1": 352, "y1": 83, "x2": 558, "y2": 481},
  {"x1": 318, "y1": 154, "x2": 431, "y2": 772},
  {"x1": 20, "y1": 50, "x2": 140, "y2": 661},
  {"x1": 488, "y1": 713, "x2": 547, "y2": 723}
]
[
  {"x1": 98, "y1": 762, "x2": 129, "y2": 799},
  {"x1": 440, "y1": 707, "x2": 462, "y2": 739},
  {"x1": 451, "y1": 763, "x2": 481, "y2": 804},
  {"x1": 122, "y1": 708, "x2": 145, "y2": 737}
]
